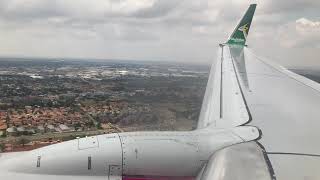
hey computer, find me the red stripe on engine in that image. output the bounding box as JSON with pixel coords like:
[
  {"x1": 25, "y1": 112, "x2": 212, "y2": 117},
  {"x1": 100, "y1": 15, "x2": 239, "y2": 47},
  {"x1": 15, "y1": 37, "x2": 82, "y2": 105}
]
[{"x1": 123, "y1": 176, "x2": 195, "y2": 180}]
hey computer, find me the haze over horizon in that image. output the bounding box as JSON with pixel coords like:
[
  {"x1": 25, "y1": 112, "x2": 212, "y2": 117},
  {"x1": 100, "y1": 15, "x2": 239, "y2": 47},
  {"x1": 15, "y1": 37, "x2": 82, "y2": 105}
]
[{"x1": 0, "y1": 1, "x2": 319, "y2": 68}]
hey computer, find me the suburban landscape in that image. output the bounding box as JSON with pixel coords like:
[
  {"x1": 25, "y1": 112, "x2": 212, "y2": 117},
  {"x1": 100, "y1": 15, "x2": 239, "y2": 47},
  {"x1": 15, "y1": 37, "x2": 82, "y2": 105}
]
[
  {"x1": 0, "y1": 58, "x2": 319, "y2": 153},
  {"x1": 0, "y1": 58, "x2": 209, "y2": 152}
]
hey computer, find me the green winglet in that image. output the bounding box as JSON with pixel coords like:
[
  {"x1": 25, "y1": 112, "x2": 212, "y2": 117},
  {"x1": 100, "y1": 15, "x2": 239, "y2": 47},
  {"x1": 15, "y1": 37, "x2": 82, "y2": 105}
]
[{"x1": 226, "y1": 4, "x2": 257, "y2": 46}]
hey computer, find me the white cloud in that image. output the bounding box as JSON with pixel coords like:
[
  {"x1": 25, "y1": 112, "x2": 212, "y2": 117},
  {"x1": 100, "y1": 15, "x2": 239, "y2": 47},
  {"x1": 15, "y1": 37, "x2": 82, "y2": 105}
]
[
  {"x1": 296, "y1": 18, "x2": 320, "y2": 34},
  {"x1": 276, "y1": 18, "x2": 320, "y2": 49}
]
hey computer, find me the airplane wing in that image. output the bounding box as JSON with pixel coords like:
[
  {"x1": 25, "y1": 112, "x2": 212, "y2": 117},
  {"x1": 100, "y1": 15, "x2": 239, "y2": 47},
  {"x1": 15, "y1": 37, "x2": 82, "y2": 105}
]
[
  {"x1": 197, "y1": 4, "x2": 320, "y2": 180},
  {"x1": 198, "y1": 4, "x2": 256, "y2": 129}
]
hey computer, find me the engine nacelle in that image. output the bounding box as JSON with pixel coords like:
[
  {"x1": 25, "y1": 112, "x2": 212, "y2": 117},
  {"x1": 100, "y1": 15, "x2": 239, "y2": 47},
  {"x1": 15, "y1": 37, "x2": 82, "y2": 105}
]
[{"x1": 0, "y1": 126, "x2": 259, "y2": 180}]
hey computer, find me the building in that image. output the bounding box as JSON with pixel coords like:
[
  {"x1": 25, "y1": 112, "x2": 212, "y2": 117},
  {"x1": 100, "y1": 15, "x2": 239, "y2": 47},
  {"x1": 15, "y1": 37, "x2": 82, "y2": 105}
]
[
  {"x1": 6, "y1": 127, "x2": 17, "y2": 136},
  {"x1": 17, "y1": 126, "x2": 26, "y2": 135},
  {"x1": 26, "y1": 128, "x2": 36, "y2": 134},
  {"x1": 46, "y1": 124, "x2": 56, "y2": 132},
  {"x1": 0, "y1": 111, "x2": 7, "y2": 122},
  {"x1": 0, "y1": 115, "x2": 8, "y2": 134},
  {"x1": 0, "y1": 123, "x2": 7, "y2": 136},
  {"x1": 37, "y1": 125, "x2": 45, "y2": 133},
  {"x1": 4, "y1": 143, "x2": 13, "y2": 152},
  {"x1": 58, "y1": 124, "x2": 70, "y2": 132},
  {"x1": 0, "y1": 131, "x2": 4, "y2": 137}
]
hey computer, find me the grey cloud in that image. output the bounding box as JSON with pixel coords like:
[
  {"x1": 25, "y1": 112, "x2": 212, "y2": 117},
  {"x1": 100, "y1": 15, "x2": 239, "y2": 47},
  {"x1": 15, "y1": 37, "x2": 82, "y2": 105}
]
[
  {"x1": 0, "y1": 0, "x2": 318, "y2": 68},
  {"x1": 0, "y1": 1, "x2": 64, "y2": 21},
  {"x1": 259, "y1": 0, "x2": 320, "y2": 17},
  {"x1": 132, "y1": 0, "x2": 181, "y2": 18},
  {"x1": 269, "y1": 18, "x2": 320, "y2": 49}
]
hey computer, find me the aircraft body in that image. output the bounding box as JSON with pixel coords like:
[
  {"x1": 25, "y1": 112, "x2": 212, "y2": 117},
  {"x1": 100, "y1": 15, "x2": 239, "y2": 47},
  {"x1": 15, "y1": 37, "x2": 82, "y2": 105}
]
[{"x1": 1, "y1": 4, "x2": 320, "y2": 180}]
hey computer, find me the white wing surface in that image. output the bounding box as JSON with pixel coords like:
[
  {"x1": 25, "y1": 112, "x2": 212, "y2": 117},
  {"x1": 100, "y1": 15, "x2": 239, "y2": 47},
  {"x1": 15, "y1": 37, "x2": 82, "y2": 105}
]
[{"x1": 197, "y1": 4, "x2": 320, "y2": 180}]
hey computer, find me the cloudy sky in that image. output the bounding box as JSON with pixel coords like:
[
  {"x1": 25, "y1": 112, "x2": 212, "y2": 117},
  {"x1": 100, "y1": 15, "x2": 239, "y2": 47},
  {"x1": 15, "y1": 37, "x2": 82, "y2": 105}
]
[{"x1": 0, "y1": 0, "x2": 319, "y2": 68}]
